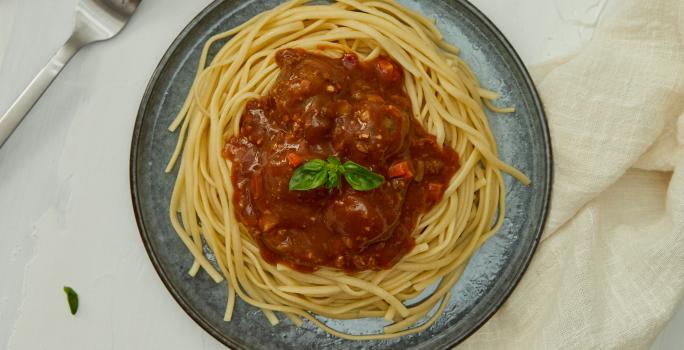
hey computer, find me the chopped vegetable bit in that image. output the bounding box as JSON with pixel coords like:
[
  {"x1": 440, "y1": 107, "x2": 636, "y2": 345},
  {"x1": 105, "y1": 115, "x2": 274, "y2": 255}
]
[
  {"x1": 287, "y1": 152, "x2": 305, "y2": 167},
  {"x1": 427, "y1": 182, "x2": 444, "y2": 202},
  {"x1": 63, "y1": 286, "x2": 79, "y2": 315},
  {"x1": 388, "y1": 161, "x2": 414, "y2": 179},
  {"x1": 251, "y1": 175, "x2": 263, "y2": 199},
  {"x1": 341, "y1": 53, "x2": 358, "y2": 70},
  {"x1": 375, "y1": 58, "x2": 400, "y2": 82}
]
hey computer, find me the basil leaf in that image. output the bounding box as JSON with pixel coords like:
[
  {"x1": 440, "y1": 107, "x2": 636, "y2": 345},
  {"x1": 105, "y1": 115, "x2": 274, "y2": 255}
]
[
  {"x1": 327, "y1": 156, "x2": 342, "y2": 168},
  {"x1": 342, "y1": 161, "x2": 384, "y2": 191},
  {"x1": 300, "y1": 159, "x2": 326, "y2": 172},
  {"x1": 326, "y1": 167, "x2": 341, "y2": 189},
  {"x1": 325, "y1": 156, "x2": 342, "y2": 189},
  {"x1": 289, "y1": 158, "x2": 329, "y2": 191},
  {"x1": 289, "y1": 157, "x2": 383, "y2": 192},
  {"x1": 63, "y1": 286, "x2": 79, "y2": 315}
]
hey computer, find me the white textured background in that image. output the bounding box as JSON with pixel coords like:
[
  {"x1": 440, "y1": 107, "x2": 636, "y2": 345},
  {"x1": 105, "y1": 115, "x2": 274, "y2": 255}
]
[{"x1": 0, "y1": 0, "x2": 681, "y2": 349}]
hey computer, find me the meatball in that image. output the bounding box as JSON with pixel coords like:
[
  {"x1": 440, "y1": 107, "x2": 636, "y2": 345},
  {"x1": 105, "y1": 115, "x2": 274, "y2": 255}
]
[
  {"x1": 332, "y1": 95, "x2": 410, "y2": 163},
  {"x1": 323, "y1": 187, "x2": 404, "y2": 250}
]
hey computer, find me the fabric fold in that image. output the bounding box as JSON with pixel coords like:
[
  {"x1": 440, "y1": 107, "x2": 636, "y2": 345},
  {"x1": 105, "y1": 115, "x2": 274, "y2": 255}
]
[{"x1": 462, "y1": 0, "x2": 684, "y2": 348}]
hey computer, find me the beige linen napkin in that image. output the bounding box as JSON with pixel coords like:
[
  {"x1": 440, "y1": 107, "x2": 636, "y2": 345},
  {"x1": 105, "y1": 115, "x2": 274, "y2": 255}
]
[{"x1": 461, "y1": 0, "x2": 684, "y2": 348}]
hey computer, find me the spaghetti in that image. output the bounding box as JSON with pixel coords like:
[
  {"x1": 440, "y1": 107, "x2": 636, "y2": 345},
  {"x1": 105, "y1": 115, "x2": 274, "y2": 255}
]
[{"x1": 166, "y1": 0, "x2": 529, "y2": 340}]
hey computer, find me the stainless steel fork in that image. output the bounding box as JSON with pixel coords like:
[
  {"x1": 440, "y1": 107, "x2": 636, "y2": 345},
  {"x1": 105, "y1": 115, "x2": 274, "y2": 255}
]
[{"x1": 0, "y1": 0, "x2": 141, "y2": 147}]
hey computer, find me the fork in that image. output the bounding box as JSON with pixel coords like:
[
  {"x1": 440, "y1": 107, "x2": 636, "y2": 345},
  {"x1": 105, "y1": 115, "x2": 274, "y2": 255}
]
[{"x1": 0, "y1": 0, "x2": 141, "y2": 147}]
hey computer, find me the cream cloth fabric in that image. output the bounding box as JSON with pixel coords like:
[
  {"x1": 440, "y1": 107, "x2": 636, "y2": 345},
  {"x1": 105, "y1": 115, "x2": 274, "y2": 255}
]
[{"x1": 461, "y1": 0, "x2": 684, "y2": 348}]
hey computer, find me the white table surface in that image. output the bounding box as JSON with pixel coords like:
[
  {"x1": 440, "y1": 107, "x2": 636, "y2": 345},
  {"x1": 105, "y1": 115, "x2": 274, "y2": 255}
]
[{"x1": 0, "y1": 0, "x2": 682, "y2": 349}]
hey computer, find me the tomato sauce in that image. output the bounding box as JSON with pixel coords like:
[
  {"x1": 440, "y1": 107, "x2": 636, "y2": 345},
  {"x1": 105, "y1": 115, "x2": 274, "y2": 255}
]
[{"x1": 224, "y1": 48, "x2": 459, "y2": 273}]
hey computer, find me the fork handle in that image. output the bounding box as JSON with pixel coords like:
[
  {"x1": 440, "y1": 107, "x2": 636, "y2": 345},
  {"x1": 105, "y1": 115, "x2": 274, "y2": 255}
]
[{"x1": 0, "y1": 33, "x2": 84, "y2": 147}]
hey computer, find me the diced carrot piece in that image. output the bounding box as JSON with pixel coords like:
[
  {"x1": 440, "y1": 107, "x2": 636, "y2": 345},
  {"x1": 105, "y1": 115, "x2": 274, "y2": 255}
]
[
  {"x1": 251, "y1": 176, "x2": 263, "y2": 200},
  {"x1": 427, "y1": 182, "x2": 444, "y2": 202},
  {"x1": 287, "y1": 152, "x2": 304, "y2": 167},
  {"x1": 375, "y1": 57, "x2": 401, "y2": 82},
  {"x1": 388, "y1": 161, "x2": 414, "y2": 179}
]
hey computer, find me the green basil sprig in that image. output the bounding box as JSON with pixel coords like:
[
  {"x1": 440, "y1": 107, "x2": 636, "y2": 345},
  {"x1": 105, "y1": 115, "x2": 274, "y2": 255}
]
[
  {"x1": 63, "y1": 286, "x2": 79, "y2": 315},
  {"x1": 289, "y1": 156, "x2": 384, "y2": 191}
]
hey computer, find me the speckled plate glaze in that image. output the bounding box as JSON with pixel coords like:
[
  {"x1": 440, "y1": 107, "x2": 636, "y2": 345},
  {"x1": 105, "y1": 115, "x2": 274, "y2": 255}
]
[{"x1": 130, "y1": 0, "x2": 551, "y2": 349}]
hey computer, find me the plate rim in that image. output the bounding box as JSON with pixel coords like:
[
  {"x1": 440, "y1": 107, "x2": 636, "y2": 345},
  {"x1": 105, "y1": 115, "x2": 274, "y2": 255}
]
[{"x1": 129, "y1": 0, "x2": 553, "y2": 348}]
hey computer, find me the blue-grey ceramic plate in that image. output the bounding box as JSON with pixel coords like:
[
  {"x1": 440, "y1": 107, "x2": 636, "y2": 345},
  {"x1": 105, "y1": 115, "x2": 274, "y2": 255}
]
[{"x1": 130, "y1": 0, "x2": 552, "y2": 349}]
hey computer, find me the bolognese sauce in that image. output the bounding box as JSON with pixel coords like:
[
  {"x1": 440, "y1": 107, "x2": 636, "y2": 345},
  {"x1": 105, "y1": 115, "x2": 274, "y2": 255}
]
[{"x1": 223, "y1": 48, "x2": 459, "y2": 273}]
